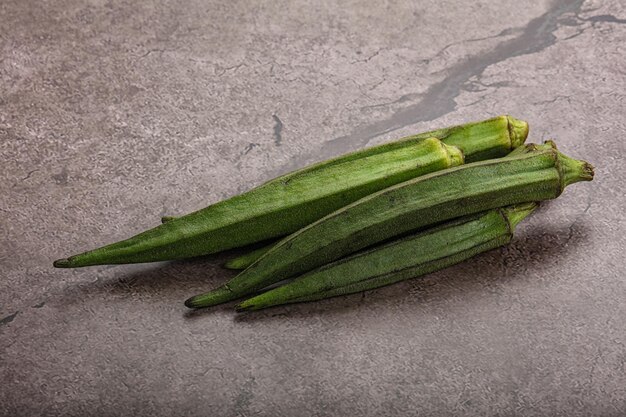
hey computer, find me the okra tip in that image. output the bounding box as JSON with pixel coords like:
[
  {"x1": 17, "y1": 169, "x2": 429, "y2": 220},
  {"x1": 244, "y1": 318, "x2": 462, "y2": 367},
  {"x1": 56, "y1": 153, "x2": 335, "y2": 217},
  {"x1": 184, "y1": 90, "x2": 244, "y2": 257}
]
[
  {"x1": 234, "y1": 301, "x2": 256, "y2": 312},
  {"x1": 506, "y1": 116, "x2": 529, "y2": 148},
  {"x1": 53, "y1": 253, "x2": 97, "y2": 268},
  {"x1": 184, "y1": 285, "x2": 234, "y2": 309},
  {"x1": 53, "y1": 258, "x2": 71, "y2": 268},
  {"x1": 223, "y1": 258, "x2": 246, "y2": 270},
  {"x1": 236, "y1": 296, "x2": 271, "y2": 312}
]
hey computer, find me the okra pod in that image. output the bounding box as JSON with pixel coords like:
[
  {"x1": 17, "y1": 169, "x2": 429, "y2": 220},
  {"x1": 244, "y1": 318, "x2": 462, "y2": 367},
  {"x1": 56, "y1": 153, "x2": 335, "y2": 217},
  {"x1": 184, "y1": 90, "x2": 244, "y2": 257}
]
[
  {"x1": 224, "y1": 142, "x2": 553, "y2": 271},
  {"x1": 223, "y1": 244, "x2": 275, "y2": 270},
  {"x1": 54, "y1": 115, "x2": 527, "y2": 268},
  {"x1": 236, "y1": 203, "x2": 537, "y2": 311},
  {"x1": 185, "y1": 142, "x2": 593, "y2": 308}
]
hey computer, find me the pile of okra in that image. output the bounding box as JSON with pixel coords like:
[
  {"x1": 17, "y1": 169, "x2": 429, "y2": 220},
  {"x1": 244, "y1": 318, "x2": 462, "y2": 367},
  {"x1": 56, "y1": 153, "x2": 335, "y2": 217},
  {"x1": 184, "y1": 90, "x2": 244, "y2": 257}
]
[{"x1": 55, "y1": 115, "x2": 594, "y2": 311}]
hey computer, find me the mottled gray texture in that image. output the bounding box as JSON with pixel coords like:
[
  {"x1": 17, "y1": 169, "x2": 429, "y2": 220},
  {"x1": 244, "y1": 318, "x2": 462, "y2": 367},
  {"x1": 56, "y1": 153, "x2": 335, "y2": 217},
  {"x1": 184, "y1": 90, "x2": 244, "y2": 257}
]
[{"x1": 1, "y1": 0, "x2": 625, "y2": 416}]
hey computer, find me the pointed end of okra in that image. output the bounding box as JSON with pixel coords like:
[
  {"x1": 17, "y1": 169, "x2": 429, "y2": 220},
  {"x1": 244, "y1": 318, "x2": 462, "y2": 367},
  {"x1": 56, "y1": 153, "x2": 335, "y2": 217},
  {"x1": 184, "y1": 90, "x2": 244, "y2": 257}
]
[
  {"x1": 53, "y1": 258, "x2": 71, "y2": 268},
  {"x1": 507, "y1": 116, "x2": 529, "y2": 148},
  {"x1": 501, "y1": 202, "x2": 538, "y2": 230},
  {"x1": 223, "y1": 258, "x2": 247, "y2": 270},
  {"x1": 234, "y1": 300, "x2": 257, "y2": 312},
  {"x1": 236, "y1": 291, "x2": 282, "y2": 312},
  {"x1": 53, "y1": 251, "x2": 104, "y2": 268},
  {"x1": 184, "y1": 285, "x2": 235, "y2": 309},
  {"x1": 235, "y1": 295, "x2": 274, "y2": 312}
]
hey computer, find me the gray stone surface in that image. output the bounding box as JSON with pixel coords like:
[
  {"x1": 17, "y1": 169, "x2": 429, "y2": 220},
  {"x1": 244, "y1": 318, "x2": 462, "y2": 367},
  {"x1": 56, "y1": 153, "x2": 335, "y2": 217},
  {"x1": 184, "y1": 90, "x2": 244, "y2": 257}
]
[{"x1": 1, "y1": 0, "x2": 625, "y2": 415}]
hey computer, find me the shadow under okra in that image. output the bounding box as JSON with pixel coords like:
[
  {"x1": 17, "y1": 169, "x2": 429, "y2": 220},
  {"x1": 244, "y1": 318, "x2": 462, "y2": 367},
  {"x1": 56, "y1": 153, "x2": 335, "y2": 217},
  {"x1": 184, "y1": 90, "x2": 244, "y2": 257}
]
[
  {"x1": 57, "y1": 252, "x2": 235, "y2": 308},
  {"x1": 57, "y1": 237, "x2": 282, "y2": 305}
]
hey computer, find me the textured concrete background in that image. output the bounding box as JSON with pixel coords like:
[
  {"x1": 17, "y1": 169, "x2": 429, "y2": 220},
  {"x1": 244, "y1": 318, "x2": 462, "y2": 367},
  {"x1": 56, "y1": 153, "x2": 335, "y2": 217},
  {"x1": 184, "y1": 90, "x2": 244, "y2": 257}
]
[{"x1": 1, "y1": 0, "x2": 625, "y2": 415}]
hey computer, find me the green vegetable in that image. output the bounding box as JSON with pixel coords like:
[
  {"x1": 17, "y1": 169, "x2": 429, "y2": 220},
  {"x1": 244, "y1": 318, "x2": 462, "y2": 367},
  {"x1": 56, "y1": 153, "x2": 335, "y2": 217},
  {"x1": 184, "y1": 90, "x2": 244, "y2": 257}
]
[
  {"x1": 185, "y1": 142, "x2": 593, "y2": 308},
  {"x1": 225, "y1": 142, "x2": 554, "y2": 271},
  {"x1": 236, "y1": 203, "x2": 537, "y2": 311},
  {"x1": 223, "y1": 244, "x2": 275, "y2": 270},
  {"x1": 54, "y1": 115, "x2": 527, "y2": 268},
  {"x1": 222, "y1": 141, "x2": 555, "y2": 271}
]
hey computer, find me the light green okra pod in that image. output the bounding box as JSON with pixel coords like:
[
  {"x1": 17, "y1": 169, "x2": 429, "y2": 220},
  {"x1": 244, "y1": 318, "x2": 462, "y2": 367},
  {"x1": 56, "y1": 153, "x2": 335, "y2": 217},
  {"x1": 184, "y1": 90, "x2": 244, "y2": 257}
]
[
  {"x1": 54, "y1": 115, "x2": 527, "y2": 268},
  {"x1": 185, "y1": 142, "x2": 593, "y2": 308},
  {"x1": 236, "y1": 203, "x2": 537, "y2": 311}
]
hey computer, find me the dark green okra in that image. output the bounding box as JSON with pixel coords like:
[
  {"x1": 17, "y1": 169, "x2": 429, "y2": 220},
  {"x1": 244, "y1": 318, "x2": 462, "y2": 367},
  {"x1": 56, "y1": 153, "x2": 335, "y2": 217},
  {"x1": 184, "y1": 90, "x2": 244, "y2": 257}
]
[
  {"x1": 222, "y1": 142, "x2": 548, "y2": 271},
  {"x1": 223, "y1": 244, "x2": 275, "y2": 270},
  {"x1": 236, "y1": 203, "x2": 537, "y2": 311},
  {"x1": 54, "y1": 115, "x2": 527, "y2": 268},
  {"x1": 213, "y1": 116, "x2": 535, "y2": 271},
  {"x1": 215, "y1": 141, "x2": 554, "y2": 271},
  {"x1": 185, "y1": 142, "x2": 593, "y2": 308}
]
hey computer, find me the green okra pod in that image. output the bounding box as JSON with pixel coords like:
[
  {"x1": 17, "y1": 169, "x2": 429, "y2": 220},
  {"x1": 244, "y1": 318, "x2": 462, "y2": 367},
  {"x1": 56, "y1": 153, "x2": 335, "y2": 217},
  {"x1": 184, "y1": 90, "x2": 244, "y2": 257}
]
[
  {"x1": 236, "y1": 203, "x2": 537, "y2": 311},
  {"x1": 224, "y1": 142, "x2": 553, "y2": 271},
  {"x1": 54, "y1": 115, "x2": 527, "y2": 268},
  {"x1": 223, "y1": 244, "x2": 275, "y2": 270},
  {"x1": 185, "y1": 142, "x2": 593, "y2": 308}
]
